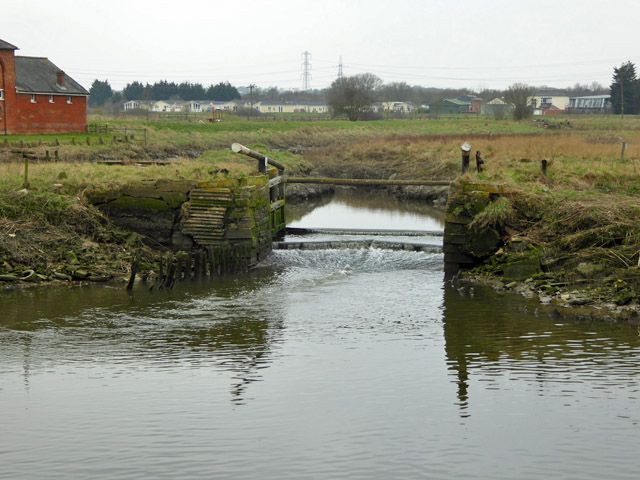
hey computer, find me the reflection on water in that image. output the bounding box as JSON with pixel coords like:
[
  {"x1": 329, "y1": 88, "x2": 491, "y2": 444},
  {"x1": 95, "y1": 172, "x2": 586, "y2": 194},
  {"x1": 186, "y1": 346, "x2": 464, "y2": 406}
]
[
  {"x1": 287, "y1": 188, "x2": 445, "y2": 230},
  {"x1": 443, "y1": 285, "x2": 640, "y2": 420},
  {"x1": 1, "y1": 271, "x2": 285, "y2": 405},
  {"x1": 1, "y1": 191, "x2": 640, "y2": 480}
]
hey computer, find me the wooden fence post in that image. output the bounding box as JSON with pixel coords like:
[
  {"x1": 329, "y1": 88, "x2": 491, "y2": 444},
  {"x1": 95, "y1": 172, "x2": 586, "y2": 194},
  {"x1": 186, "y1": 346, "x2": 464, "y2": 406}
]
[{"x1": 23, "y1": 156, "x2": 29, "y2": 189}]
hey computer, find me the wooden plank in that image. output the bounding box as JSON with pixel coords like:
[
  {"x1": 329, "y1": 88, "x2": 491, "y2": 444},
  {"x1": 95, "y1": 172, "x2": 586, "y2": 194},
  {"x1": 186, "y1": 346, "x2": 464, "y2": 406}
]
[
  {"x1": 269, "y1": 176, "x2": 283, "y2": 188},
  {"x1": 285, "y1": 176, "x2": 451, "y2": 187},
  {"x1": 271, "y1": 200, "x2": 285, "y2": 211}
]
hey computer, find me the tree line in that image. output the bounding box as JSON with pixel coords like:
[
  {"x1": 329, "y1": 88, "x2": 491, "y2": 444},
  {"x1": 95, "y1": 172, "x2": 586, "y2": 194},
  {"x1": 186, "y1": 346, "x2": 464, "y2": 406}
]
[{"x1": 89, "y1": 79, "x2": 241, "y2": 106}]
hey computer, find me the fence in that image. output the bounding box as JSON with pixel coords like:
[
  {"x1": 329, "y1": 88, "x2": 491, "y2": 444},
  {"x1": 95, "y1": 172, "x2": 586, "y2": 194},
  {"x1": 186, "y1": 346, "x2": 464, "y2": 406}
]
[{"x1": 87, "y1": 124, "x2": 147, "y2": 144}]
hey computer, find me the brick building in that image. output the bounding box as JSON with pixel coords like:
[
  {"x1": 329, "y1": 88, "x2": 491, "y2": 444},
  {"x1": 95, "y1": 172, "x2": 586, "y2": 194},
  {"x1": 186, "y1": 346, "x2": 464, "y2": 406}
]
[{"x1": 0, "y1": 38, "x2": 88, "y2": 134}]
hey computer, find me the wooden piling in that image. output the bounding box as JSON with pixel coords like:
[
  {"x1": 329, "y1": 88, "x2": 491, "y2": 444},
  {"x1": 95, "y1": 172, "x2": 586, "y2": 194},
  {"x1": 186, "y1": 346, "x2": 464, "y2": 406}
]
[
  {"x1": 475, "y1": 151, "x2": 484, "y2": 173},
  {"x1": 23, "y1": 156, "x2": 29, "y2": 189},
  {"x1": 164, "y1": 260, "x2": 177, "y2": 289},
  {"x1": 209, "y1": 247, "x2": 216, "y2": 277},
  {"x1": 126, "y1": 257, "x2": 139, "y2": 291},
  {"x1": 194, "y1": 250, "x2": 205, "y2": 279}
]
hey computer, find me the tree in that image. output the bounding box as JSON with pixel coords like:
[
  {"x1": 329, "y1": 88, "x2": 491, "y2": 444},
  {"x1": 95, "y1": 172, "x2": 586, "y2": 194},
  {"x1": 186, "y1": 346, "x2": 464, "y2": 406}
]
[
  {"x1": 610, "y1": 61, "x2": 640, "y2": 115},
  {"x1": 377, "y1": 82, "x2": 413, "y2": 102},
  {"x1": 206, "y1": 81, "x2": 241, "y2": 101},
  {"x1": 327, "y1": 73, "x2": 382, "y2": 121},
  {"x1": 88, "y1": 79, "x2": 113, "y2": 106},
  {"x1": 504, "y1": 83, "x2": 534, "y2": 120},
  {"x1": 122, "y1": 81, "x2": 145, "y2": 100}
]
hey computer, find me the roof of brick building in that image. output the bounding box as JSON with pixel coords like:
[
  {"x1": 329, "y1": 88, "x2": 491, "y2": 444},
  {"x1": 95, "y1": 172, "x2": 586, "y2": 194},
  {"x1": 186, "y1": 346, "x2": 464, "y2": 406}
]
[
  {"x1": 14, "y1": 56, "x2": 88, "y2": 95},
  {"x1": 0, "y1": 39, "x2": 18, "y2": 50}
]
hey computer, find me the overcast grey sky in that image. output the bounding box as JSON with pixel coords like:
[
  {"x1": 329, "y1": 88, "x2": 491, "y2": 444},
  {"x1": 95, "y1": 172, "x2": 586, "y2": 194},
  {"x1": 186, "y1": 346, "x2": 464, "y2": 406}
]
[{"x1": 4, "y1": 0, "x2": 640, "y2": 91}]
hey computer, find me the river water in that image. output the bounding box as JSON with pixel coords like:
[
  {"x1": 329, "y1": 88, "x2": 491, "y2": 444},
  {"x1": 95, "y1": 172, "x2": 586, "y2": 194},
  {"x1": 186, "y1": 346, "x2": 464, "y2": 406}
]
[{"x1": 1, "y1": 190, "x2": 639, "y2": 479}]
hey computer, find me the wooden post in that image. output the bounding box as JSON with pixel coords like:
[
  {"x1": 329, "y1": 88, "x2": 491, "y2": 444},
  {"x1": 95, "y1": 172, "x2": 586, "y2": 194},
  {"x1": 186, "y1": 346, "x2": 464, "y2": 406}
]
[
  {"x1": 207, "y1": 247, "x2": 215, "y2": 279},
  {"x1": 23, "y1": 155, "x2": 29, "y2": 189},
  {"x1": 194, "y1": 250, "x2": 204, "y2": 279},
  {"x1": 461, "y1": 151, "x2": 470, "y2": 174},
  {"x1": 621, "y1": 142, "x2": 627, "y2": 161},
  {"x1": 461, "y1": 143, "x2": 471, "y2": 174},
  {"x1": 475, "y1": 150, "x2": 484, "y2": 173},
  {"x1": 158, "y1": 257, "x2": 165, "y2": 289},
  {"x1": 164, "y1": 260, "x2": 177, "y2": 289},
  {"x1": 126, "y1": 257, "x2": 139, "y2": 291},
  {"x1": 541, "y1": 159, "x2": 548, "y2": 176}
]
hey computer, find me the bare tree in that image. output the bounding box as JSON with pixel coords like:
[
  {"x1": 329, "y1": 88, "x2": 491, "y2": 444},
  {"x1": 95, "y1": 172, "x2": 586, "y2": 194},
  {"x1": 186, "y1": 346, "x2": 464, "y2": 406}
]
[
  {"x1": 327, "y1": 73, "x2": 382, "y2": 121},
  {"x1": 504, "y1": 83, "x2": 534, "y2": 120}
]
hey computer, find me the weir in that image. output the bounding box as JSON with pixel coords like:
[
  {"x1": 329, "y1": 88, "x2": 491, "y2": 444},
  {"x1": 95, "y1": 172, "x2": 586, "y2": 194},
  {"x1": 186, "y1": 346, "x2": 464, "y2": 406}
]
[{"x1": 232, "y1": 144, "x2": 500, "y2": 278}]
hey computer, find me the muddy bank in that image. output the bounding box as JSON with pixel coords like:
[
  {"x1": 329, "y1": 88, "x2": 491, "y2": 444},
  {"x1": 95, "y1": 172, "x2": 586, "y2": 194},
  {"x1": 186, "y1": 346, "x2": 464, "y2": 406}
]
[
  {"x1": 444, "y1": 178, "x2": 640, "y2": 322},
  {"x1": 286, "y1": 183, "x2": 335, "y2": 202},
  {"x1": 0, "y1": 174, "x2": 278, "y2": 290}
]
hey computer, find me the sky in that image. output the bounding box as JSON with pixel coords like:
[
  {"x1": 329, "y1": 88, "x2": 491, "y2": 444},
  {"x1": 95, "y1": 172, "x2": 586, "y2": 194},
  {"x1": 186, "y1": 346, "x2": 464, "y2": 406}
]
[{"x1": 4, "y1": 0, "x2": 640, "y2": 92}]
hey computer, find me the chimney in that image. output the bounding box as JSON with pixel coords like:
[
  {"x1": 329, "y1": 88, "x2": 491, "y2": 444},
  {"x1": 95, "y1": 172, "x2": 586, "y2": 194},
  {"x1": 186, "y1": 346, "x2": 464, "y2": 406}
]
[{"x1": 56, "y1": 70, "x2": 65, "y2": 87}]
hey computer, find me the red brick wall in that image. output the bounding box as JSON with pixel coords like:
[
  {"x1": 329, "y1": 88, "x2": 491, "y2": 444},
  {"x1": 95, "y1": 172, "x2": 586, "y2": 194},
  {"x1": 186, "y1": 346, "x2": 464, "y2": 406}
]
[
  {"x1": 0, "y1": 49, "x2": 18, "y2": 134},
  {"x1": 13, "y1": 93, "x2": 87, "y2": 133}
]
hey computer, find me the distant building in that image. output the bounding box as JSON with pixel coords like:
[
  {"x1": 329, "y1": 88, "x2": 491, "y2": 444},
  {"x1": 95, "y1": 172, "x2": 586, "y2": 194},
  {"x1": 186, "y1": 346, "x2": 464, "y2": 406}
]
[
  {"x1": 256, "y1": 100, "x2": 328, "y2": 114},
  {"x1": 456, "y1": 94, "x2": 483, "y2": 113},
  {"x1": 186, "y1": 100, "x2": 212, "y2": 113},
  {"x1": 530, "y1": 91, "x2": 570, "y2": 115},
  {"x1": 429, "y1": 98, "x2": 474, "y2": 115},
  {"x1": 151, "y1": 100, "x2": 171, "y2": 112},
  {"x1": 375, "y1": 101, "x2": 415, "y2": 114},
  {"x1": 567, "y1": 95, "x2": 611, "y2": 114},
  {"x1": 123, "y1": 100, "x2": 147, "y2": 111},
  {"x1": 1, "y1": 38, "x2": 88, "y2": 134},
  {"x1": 211, "y1": 100, "x2": 240, "y2": 112},
  {"x1": 481, "y1": 98, "x2": 514, "y2": 117}
]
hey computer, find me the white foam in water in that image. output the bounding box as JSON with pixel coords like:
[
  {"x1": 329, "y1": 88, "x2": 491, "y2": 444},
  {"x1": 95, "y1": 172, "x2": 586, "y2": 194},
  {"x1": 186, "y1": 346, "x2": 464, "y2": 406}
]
[{"x1": 267, "y1": 247, "x2": 442, "y2": 273}]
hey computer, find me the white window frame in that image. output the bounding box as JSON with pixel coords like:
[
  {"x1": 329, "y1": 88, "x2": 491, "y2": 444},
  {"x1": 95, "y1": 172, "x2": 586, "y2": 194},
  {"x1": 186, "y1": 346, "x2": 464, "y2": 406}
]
[
  {"x1": 67, "y1": 96, "x2": 73, "y2": 104},
  {"x1": 49, "y1": 95, "x2": 54, "y2": 103},
  {"x1": 30, "y1": 94, "x2": 37, "y2": 103}
]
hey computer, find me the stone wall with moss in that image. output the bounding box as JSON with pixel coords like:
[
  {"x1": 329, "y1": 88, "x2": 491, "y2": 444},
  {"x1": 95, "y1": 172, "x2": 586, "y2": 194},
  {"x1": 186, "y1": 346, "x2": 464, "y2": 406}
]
[
  {"x1": 84, "y1": 175, "x2": 274, "y2": 270},
  {"x1": 443, "y1": 180, "x2": 510, "y2": 278}
]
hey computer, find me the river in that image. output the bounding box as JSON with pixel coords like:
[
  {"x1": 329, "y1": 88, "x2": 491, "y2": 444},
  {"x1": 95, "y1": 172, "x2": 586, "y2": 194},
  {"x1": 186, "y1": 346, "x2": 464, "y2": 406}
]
[{"x1": 1, "y1": 189, "x2": 639, "y2": 479}]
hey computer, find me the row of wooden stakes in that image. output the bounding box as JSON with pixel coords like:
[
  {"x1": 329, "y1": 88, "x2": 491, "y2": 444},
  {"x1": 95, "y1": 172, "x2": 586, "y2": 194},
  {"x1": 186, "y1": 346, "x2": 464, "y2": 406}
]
[{"x1": 126, "y1": 245, "x2": 257, "y2": 291}]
